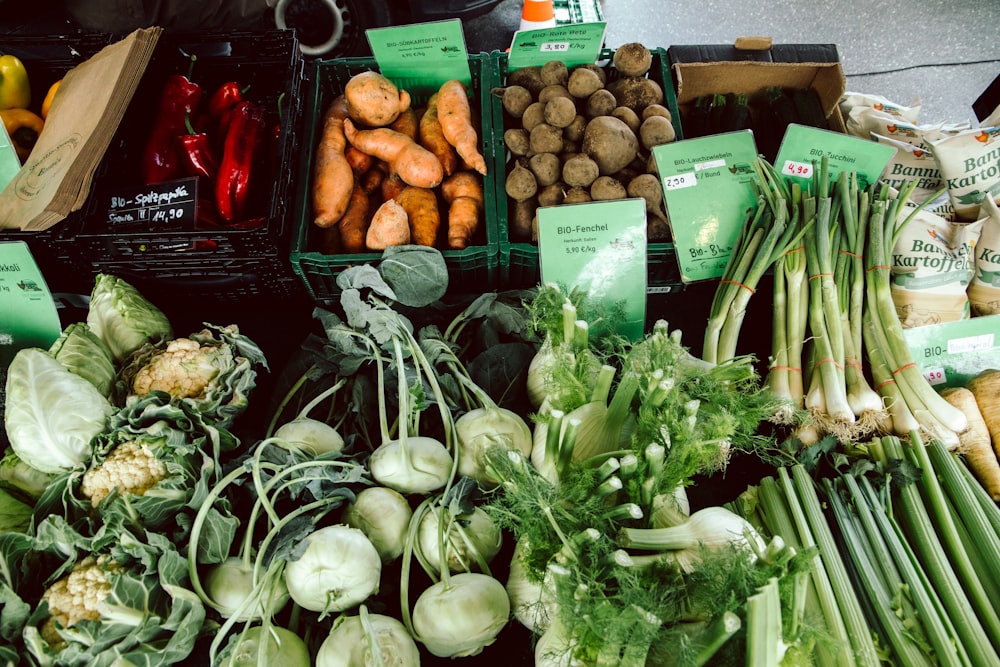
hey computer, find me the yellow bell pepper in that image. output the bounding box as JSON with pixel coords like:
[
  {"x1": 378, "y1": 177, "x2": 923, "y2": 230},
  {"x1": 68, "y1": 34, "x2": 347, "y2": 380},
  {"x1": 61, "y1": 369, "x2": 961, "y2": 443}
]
[
  {"x1": 0, "y1": 54, "x2": 31, "y2": 110},
  {"x1": 0, "y1": 108, "x2": 44, "y2": 162},
  {"x1": 41, "y1": 79, "x2": 61, "y2": 119}
]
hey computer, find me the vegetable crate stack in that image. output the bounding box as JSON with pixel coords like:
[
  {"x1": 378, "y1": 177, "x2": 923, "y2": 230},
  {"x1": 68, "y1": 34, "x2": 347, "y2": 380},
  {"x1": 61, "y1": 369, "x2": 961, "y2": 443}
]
[
  {"x1": 50, "y1": 30, "x2": 307, "y2": 304},
  {"x1": 491, "y1": 45, "x2": 686, "y2": 293},
  {"x1": 666, "y1": 37, "x2": 847, "y2": 162},
  {"x1": 288, "y1": 54, "x2": 502, "y2": 306},
  {"x1": 0, "y1": 34, "x2": 115, "y2": 294}
]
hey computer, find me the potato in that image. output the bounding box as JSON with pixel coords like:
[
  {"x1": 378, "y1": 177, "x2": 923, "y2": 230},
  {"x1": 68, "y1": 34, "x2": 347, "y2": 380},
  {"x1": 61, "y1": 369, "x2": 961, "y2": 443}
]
[
  {"x1": 506, "y1": 160, "x2": 538, "y2": 201},
  {"x1": 504, "y1": 128, "x2": 531, "y2": 156},
  {"x1": 639, "y1": 115, "x2": 676, "y2": 150},
  {"x1": 567, "y1": 67, "x2": 604, "y2": 99},
  {"x1": 521, "y1": 102, "x2": 547, "y2": 131},
  {"x1": 586, "y1": 89, "x2": 617, "y2": 118},
  {"x1": 613, "y1": 43, "x2": 653, "y2": 77},
  {"x1": 537, "y1": 182, "x2": 566, "y2": 208},
  {"x1": 642, "y1": 104, "x2": 672, "y2": 122},
  {"x1": 501, "y1": 85, "x2": 534, "y2": 118},
  {"x1": 344, "y1": 70, "x2": 410, "y2": 127},
  {"x1": 563, "y1": 187, "x2": 592, "y2": 204},
  {"x1": 581, "y1": 115, "x2": 639, "y2": 175},
  {"x1": 611, "y1": 106, "x2": 641, "y2": 135},
  {"x1": 529, "y1": 123, "x2": 564, "y2": 154},
  {"x1": 509, "y1": 196, "x2": 537, "y2": 242},
  {"x1": 562, "y1": 154, "x2": 600, "y2": 188},
  {"x1": 540, "y1": 60, "x2": 569, "y2": 87},
  {"x1": 507, "y1": 66, "x2": 545, "y2": 97},
  {"x1": 544, "y1": 97, "x2": 578, "y2": 129},
  {"x1": 607, "y1": 76, "x2": 664, "y2": 112},
  {"x1": 529, "y1": 152, "x2": 562, "y2": 187},
  {"x1": 590, "y1": 176, "x2": 627, "y2": 201},
  {"x1": 564, "y1": 114, "x2": 588, "y2": 142},
  {"x1": 538, "y1": 84, "x2": 574, "y2": 104}
]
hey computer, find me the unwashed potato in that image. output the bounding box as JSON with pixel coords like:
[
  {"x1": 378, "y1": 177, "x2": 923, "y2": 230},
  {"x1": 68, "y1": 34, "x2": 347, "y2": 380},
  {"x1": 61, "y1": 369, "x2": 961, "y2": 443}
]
[
  {"x1": 639, "y1": 115, "x2": 676, "y2": 150},
  {"x1": 562, "y1": 154, "x2": 600, "y2": 188},
  {"x1": 581, "y1": 115, "x2": 639, "y2": 175},
  {"x1": 613, "y1": 43, "x2": 653, "y2": 77},
  {"x1": 590, "y1": 176, "x2": 626, "y2": 201},
  {"x1": 540, "y1": 60, "x2": 569, "y2": 87},
  {"x1": 529, "y1": 152, "x2": 562, "y2": 187},
  {"x1": 567, "y1": 66, "x2": 604, "y2": 99}
]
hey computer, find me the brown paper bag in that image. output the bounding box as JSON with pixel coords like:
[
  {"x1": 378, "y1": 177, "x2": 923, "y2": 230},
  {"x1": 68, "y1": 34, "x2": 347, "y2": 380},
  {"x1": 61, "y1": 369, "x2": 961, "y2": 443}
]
[{"x1": 0, "y1": 26, "x2": 162, "y2": 231}]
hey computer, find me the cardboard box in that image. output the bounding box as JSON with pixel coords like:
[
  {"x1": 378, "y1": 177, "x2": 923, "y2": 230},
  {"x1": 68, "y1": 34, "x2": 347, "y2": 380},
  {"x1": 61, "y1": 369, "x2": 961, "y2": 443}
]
[{"x1": 667, "y1": 37, "x2": 847, "y2": 141}]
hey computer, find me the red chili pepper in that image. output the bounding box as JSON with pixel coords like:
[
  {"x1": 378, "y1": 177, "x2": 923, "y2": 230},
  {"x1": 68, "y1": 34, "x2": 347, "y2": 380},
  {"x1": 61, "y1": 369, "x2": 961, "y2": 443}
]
[
  {"x1": 215, "y1": 100, "x2": 266, "y2": 223},
  {"x1": 208, "y1": 81, "x2": 247, "y2": 119},
  {"x1": 177, "y1": 113, "x2": 219, "y2": 180},
  {"x1": 142, "y1": 59, "x2": 202, "y2": 185}
]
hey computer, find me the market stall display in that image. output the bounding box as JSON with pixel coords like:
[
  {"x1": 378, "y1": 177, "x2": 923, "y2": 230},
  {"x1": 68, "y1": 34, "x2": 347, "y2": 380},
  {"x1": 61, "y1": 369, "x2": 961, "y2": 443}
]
[{"x1": 2, "y1": 10, "x2": 1000, "y2": 667}]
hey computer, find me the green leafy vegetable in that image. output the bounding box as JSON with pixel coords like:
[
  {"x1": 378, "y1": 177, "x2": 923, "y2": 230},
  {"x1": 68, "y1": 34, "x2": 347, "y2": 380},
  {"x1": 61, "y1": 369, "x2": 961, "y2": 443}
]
[{"x1": 86, "y1": 273, "x2": 173, "y2": 364}]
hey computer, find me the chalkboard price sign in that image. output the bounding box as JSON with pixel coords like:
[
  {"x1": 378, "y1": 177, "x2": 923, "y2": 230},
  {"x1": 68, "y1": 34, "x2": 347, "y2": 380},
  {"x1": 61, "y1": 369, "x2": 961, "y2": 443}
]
[{"x1": 104, "y1": 177, "x2": 198, "y2": 229}]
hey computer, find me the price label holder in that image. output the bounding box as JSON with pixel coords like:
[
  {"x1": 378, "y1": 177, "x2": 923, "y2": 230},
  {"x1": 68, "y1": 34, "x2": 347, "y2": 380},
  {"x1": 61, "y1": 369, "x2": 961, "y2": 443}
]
[
  {"x1": 506, "y1": 22, "x2": 607, "y2": 70},
  {"x1": 0, "y1": 241, "x2": 62, "y2": 369},
  {"x1": 103, "y1": 176, "x2": 197, "y2": 230},
  {"x1": 902, "y1": 314, "x2": 1000, "y2": 387},
  {"x1": 367, "y1": 20, "x2": 473, "y2": 95},
  {"x1": 774, "y1": 123, "x2": 896, "y2": 189},
  {"x1": 651, "y1": 130, "x2": 759, "y2": 283},
  {"x1": 537, "y1": 198, "x2": 647, "y2": 342}
]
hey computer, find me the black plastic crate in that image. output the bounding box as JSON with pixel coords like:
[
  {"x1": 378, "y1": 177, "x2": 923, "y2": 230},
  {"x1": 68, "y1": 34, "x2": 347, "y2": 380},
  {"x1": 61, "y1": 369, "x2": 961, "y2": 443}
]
[
  {"x1": 52, "y1": 30, "x2": 306, "y2": 302},
  {"x1": 0, "y1": 33, "x2": 116, "y2": 293},
  {"x1": 288, "y1": 53, "x2": 501, "y2": 306},
  {"x1": 491, "y1": 47, "x2": 686, "y2": 293}
]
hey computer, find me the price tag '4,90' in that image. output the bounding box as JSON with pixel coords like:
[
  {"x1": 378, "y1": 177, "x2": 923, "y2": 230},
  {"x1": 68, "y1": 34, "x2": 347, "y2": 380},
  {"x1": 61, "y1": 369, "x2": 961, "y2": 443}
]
[{"x1": 781, "y1": 160, "x2": 814, "y2": 179}]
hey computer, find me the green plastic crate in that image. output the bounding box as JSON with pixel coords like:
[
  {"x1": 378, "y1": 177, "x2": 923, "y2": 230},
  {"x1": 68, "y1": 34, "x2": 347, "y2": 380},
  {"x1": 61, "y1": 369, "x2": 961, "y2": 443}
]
[
  {"x1": 554, "y1": 0, "x2": 605, "y2": 24},
  {"x1": 289, "y1": 53, "x2": 502, "y2": 306},
  {"x1": 492, "y1": 47, "x2": 685, "y2": 292}
]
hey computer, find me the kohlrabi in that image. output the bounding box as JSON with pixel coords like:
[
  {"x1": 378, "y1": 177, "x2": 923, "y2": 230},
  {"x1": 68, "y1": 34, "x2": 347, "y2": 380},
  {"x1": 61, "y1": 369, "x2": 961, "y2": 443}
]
[
  {"x1": 416, "y1": 501, "x2": 502, "y2": 574},
  {"x1": 217, "y1": 625, "x2": 310, "y2": 667},
  {"x1": 341, "y1": 486, "x2": 413, "y2": 564},
  {"x1": 316, "y1": 605, "x2": 420, "y2": 667},
  {"x1": 410, "y1": 571, "x2": 510, "y2": 658},
  {"x1": 271, "y1": 379, "x2": 347, "y2": 455},
  {"x1": 283, "y1": 523, "x2": 382, "y2": 615},
  {"x1": 205, "y1": 557, "x2": 290, "y2": 620}
]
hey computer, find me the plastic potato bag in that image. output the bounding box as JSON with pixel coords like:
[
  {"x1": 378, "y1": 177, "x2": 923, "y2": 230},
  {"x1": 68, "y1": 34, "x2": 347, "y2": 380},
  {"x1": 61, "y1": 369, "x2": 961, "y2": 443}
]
[
  {"x1": 929, "y1": 124, "x2": 1000, "y2": 221},
  {"x1": 967, "y1": 196, "x2": 1000, "y2": 316},
  {"x1": 890, "y1": 204, "x2": 983, "y2": 328}
]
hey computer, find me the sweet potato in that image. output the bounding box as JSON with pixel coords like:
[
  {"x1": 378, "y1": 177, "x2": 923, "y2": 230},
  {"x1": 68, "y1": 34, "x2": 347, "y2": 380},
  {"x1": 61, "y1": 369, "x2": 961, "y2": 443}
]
[
  {"x1": 344, "y1": 119, "x2": 444, "y2": 189},
  {"x1": 390, "y1": 106, "x2": 420, "y2": 140},
  {"x1": 312, "y1": 95, "x2": 355, "y2": 228},
  {"x1": 344, "y1": 70, "x2": 411, "y2": 127},
  {"x1": 381, "y1": 171, "x2": 407, "y2": 202},
  {"x1": 435, "y1": 79, "x2": 487, "y2": 175},
  {"x1": 419, "y1": 92, "x2": 460, "y2": 176},
  {"x1": 360, "y1": 160, "x2": 389, "y2": 195},
  {"x1": 339, "y1": 184, "x2": 372, "y2": 254},
  {"x1": 366, "y1": 199, "x2": 410, "y2": 250},
  {"x1": 441, "y1": 171, "x2": 484, "y2": 249},
  {"x1": 395, "y1": 186, "x2": 441, "y2": 247},
  {"x1": 346, "y1": 145, "x2": 373, "y2": 175}
]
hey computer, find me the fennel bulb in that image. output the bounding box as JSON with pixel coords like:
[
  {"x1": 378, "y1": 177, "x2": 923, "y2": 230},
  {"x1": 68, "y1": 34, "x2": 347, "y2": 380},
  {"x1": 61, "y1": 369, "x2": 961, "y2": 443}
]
[
  {"x1": 341, "y1": 486, "x2": 412, "y2": 563},
  {"x1": 316, "y1": 608, "x2": 420, "y2": 667},
  {"x1": 204, "y1": 557, "x2": 289, "y2": 620},
  {"x1": 283, "y1": 524, "x2": 381, "y2": 614},
  {"x1": 506, "y1": 537, "x2": 557, "y2": 633},
  {"x1": 368, "y1": 436, "x2": 453, "y2": 495},
  {"x1": 455, "y1": 404, "x2": 532, "y2": 485},
  {"x1": 417, "y1": 504, "x2": 502, "y2": 574},
  {"x1": 5, "y1": 348, "x2": 115, "y2": 473},
  {"x1": 412, "y1": 572, "x2": 510, "y2": 658},
  {"x1": 218, "y1": 626, "x2": 310, "y2": 667}
]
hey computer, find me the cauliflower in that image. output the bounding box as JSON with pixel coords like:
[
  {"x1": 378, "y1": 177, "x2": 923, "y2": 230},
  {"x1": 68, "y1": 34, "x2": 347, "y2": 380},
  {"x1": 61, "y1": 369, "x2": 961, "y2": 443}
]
[
  {"x1": 40, "y1": 556, "x2": 120, "y2": 648},
  {"x1": 130, "y1": 336, "x2": 229, "y2": 399},
  {"x1": 80, "y1": 440, "x2": 168, "y2": 507}
]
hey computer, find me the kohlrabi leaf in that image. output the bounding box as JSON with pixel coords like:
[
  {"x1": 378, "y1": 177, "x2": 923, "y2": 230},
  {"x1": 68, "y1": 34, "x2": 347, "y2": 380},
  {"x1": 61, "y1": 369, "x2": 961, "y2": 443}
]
[
  {"x1": 4, "y1": 348, "x2": 115, "y2": 474},
  {"x1": 378, "y1": 245, "x2": 448, "y2": 308},
  {"x1": 86, "y1": 273, "x2": 174, "y2": 363}
]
